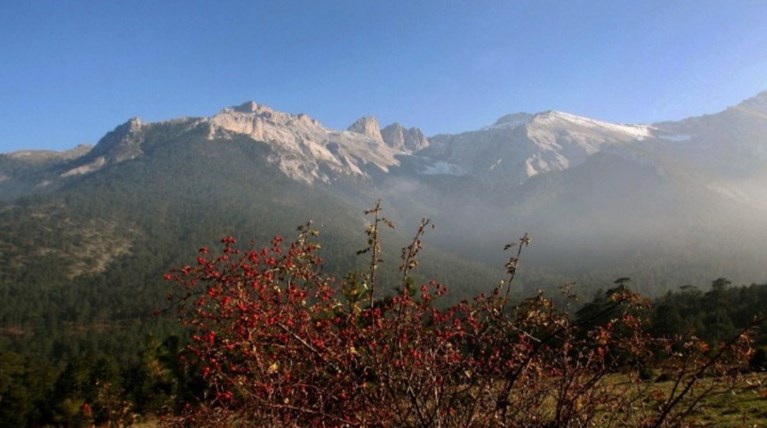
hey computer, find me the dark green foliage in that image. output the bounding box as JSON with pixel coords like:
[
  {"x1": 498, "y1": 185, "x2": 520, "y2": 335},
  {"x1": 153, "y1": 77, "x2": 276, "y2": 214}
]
[
  {"x1": 122, "y1": 335, "x2": 202, "y2": 415},
  {"x1": 650, "y1": 279, "x2": 767, "y2": 345},
  {"x1": 750, "y1": 347, "x2": 767, "y2": 371},
  {"x1": 0, "y1": 337, "x2": 194, "y2": 426},
  {"x1": 0, "y1": 352, "x2": 55, "y2": 428},
  {"x1": 0, "y1": 123, "x2": 502, "y2": 365},
  {"x1": 1, "y1": 117, "x2": 766, "y2": 424}
]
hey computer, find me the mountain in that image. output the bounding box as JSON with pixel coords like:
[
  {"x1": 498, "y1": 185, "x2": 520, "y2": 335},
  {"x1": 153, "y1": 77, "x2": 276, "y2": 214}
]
[
  {"x1": 396, "y1": 91, "x2": 767, "y2": 292},
  {"x1": 0, "y1": 104, "x2": 489, "y2": 361},
  {"x1": 420, "y1": 110, "x2": 652, "y2": 185},
  {"x1": 381, "y1": 123, "x2": 430, "y2": 152},
  {"x1": 0, "y1": 144, "x2": 92, "y2": 199},
  {"x1": 2, "y1": 92, "x2": 767, "y2": 360}
]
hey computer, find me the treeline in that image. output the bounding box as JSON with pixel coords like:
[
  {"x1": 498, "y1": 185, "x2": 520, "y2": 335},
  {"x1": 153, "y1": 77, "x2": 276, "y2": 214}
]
[
  {"x1": 0, "y1": 335, "x2": 190, "y2": 427},
  {"x1": 1, "y1": 277, "x2": 766, "y2": 427},
  {"x1": 651, "y1": 278, "x2": 767, "y2": 348},
  {"x1": 0, "y1": 132, "x2": 504, "y2": 363}
]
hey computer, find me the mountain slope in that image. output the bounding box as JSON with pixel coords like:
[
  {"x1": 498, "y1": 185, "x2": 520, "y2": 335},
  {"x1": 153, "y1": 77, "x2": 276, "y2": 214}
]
[
  {"x1": 420, "y1": 110, "x2": 653, "y2": 185},
  {"x1": 0, "y1": 144, "x2": 92, "y2": 200},
  {"x1": 2, "y1": 93, "x2": 767, "y2": 362},
  {"x1": 0, "y1": 114, "x2": 500, "y2": 361},
  {"x1": 396, "y1": 92, "x2": 767, "y2": 292}
]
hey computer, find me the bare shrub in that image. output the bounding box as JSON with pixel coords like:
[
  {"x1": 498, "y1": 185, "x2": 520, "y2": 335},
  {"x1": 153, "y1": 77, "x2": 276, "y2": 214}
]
[{"x1": 163, "y1": 204, "x2": 756, "y2": 427}]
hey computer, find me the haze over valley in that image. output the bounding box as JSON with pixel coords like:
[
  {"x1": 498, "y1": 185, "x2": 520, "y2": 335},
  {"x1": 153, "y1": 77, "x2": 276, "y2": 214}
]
[
  {"x1": 2, "y1": 92, "x2": 767, "y2": 300},
  {"x1": 3, "y1": 3, "x2": 767, "y2": 425}
]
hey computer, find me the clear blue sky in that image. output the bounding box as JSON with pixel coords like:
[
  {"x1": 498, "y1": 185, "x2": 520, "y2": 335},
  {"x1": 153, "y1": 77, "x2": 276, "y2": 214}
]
[{"x1": 1, "y1": 0, "x2": 766, "y2": 152}]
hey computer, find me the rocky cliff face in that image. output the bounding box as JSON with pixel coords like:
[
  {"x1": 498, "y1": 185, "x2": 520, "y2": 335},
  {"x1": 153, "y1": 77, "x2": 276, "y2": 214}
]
[
  {"x1": 381, "y1": 123, "x2": 430, "y2": 152},
  {"x1": 211, "y1": 102, "x2": 325, "y2": 142},
  {"x1": 88, "y1": 117, "x2": 147, "y2": 163},
  {"x1": 8, "y1": 92, "x2": 767, "y2": 198},
  {"x1": 57, "y1": 118, "x2": 147, "y2": 177},
  {"x1": 347, "y1": 116, "x2": 384, "y2": 142},
  {"x1": 208, "y1": 103, "x2": 400, "y2": 184},
  {"x1": 4, "y1": 93, "x2": 767, "y2": 290}
]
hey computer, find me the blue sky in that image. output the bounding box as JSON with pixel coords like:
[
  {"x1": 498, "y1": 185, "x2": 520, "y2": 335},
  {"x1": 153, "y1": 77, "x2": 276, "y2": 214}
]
[{"x1": 1, "y1": 1, "x2": 766, "y2": 152}]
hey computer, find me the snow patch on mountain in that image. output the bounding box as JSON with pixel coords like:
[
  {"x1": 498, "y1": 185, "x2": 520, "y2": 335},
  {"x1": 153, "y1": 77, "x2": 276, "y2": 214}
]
[
  {"x1": 658, "y1": 134, "x2": 692, "y2": 142},
  {"x1": 425, "y1": 110, "x2": 657, "y2": 184},
  {"x1": 531, "y1": 111, "x2": 654, "y2": 141},
  {"x1": 489, "y1": 158, "x2": 503, "y2": 171}
]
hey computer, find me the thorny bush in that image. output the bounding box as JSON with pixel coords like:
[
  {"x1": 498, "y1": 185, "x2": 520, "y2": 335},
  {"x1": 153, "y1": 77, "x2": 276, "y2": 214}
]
[{"x1": 164, "y1": 202, "x2": 756, "y2": 427}]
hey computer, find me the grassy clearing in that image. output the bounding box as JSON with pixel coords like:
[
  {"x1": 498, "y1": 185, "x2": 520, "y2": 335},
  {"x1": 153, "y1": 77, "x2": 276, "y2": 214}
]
[
  {"x1": 122, "y1": 374, "x2": 767, "y2": 427},
  {"x1": 680, "y1": 373, "x2": 767, "y2": 427},
  {"x1": 619, "y1": 372, "x2": 767, "y2": 427}
]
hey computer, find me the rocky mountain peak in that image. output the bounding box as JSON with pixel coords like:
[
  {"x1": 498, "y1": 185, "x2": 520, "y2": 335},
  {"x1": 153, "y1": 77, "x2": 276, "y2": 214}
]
[
  {"x1": 210, "y1": 102, "x2": 327, "y2": 142},
  {"x1": 86, "y1": 117, "x2": 146, "y2": 163},
  {"x1": 122, "y1": 117, "x2": 145, "y2": 133},
  {"x1": 205, "y1": 105, "x2": 400, "y2": 184},
  {"x1": 737, "y1": 91, "x2": 767, "y2": 113},
  {"x1": 347, "y1": 116, "x2": 383, "y2": 141},
  {"x1": 492, "y1": 113, "x2": 534, "y2": 128},
  {"x1": 380, "y1": 123, "x2": 429, "y2": 152},
  {"x1": 233, "y1": 101, "x2": 274, "y2": 114},
  {"x1": 126, "y1": 117, "x2": 142, "y2": 128}
]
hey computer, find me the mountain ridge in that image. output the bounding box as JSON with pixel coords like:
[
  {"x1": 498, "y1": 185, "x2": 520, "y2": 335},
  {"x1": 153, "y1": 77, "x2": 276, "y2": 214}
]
[
  {"x1": 7, "y1": 91, "x2": 766, "y2": 156},
  {"x1": 2, "y1": 92, "x2": 767, "y2": 293},
  {"x1": 1, "y1": 89, "x2": 767, "y2": 372},
  {"x1": 0, "y1": 99, "x2": 673, "y2": 189}
]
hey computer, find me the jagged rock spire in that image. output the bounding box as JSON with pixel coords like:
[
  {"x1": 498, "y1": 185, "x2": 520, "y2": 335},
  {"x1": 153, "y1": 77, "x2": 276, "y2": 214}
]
[
  {"x1": 381, "y1": 123, "x2": 429, "y2": 152},
  {"x1": 347, "y1": 116, "x2": 383, "y2": 142}
]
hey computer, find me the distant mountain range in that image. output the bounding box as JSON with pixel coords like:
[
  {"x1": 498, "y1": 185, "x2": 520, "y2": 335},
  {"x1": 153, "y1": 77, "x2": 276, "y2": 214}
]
[{"x1": 2, "y1": 91, "x2": 767, "y2": 309}]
